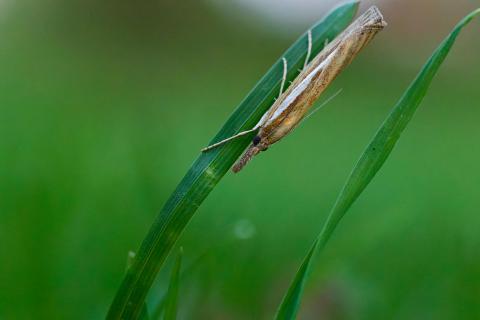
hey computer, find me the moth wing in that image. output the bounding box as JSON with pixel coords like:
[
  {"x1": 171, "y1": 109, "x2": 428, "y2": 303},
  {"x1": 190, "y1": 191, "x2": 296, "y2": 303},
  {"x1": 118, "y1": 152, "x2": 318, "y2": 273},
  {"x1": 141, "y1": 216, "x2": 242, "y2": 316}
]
[{"x1": 253, "y1": 104, "x2": 276, "y2": 129}]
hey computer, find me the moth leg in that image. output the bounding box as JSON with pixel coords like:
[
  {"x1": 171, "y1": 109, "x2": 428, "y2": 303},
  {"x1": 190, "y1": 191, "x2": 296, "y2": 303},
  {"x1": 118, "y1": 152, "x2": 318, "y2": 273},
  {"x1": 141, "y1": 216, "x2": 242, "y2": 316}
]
[
  {"x1": 279, "y1": 57, "x2": 288, "y2": 97},
  {"x1": 201, "y1": 128, "x2": 258, "y2": 152},
  {"x1": 304, "y1": 29, "x2": 313, "y2": 69}
]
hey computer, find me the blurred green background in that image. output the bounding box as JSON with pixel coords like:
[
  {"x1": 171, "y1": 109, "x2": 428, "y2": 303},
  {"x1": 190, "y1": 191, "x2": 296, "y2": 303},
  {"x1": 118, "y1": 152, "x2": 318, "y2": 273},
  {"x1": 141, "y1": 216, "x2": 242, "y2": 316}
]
[{"x1": 1, "y1": 0, "x2": 480, "y2": 319}]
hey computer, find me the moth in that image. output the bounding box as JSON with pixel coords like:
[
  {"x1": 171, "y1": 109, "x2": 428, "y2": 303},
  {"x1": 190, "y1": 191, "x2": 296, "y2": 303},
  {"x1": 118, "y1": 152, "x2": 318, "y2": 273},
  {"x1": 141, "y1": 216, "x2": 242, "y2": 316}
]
[{"x1": 202, "y1": 6, "x2": 387, "y2": 173}]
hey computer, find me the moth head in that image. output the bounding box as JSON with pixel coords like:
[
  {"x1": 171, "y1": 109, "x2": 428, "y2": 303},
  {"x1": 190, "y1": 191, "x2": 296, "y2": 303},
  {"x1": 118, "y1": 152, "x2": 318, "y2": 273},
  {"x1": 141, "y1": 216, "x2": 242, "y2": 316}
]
[
  {"x1": 231, "y1": 136, "x2": 269, "y2": 173},
  {"x1": 252, "y1": 135, "x2": 268, "y2": 151}
]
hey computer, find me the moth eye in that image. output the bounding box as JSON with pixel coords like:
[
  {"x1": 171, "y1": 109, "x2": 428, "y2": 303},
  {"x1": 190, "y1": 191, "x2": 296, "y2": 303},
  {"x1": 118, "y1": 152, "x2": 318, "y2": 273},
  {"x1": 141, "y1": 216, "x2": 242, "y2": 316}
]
[{"x1": 252, "y1": 136, "x2": 261, "y2": 146}]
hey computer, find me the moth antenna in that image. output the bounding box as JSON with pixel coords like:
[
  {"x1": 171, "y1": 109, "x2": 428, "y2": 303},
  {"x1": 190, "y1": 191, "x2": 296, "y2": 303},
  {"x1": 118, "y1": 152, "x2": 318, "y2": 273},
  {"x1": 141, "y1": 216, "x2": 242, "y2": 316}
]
[
  {"x1": 232, "y1": 145, "x2": 260, "y2": 173},
  {"x1": 279, "y1": 57, "x2": 288, "y2": 97},
  {"x1": 201, "y1": 128, "x2": 257, "y2": 152},
  {"x1": 304, "y1": 29, "x2": 313, "y2": 69}
]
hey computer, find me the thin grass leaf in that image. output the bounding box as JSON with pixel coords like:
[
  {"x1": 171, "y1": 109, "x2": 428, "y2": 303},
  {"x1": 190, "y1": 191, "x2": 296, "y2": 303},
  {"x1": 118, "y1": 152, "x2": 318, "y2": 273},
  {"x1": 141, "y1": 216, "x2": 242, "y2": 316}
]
[
  {"x1": 163, "y1": 248, "x2": 183, "y2": 320},
  {"x1": 125, "y1": 251, "x2": 150, "y2": 320},
  {"x1": 151, "y1": 292, "x2": 166, "y2": 320},
  {"x1": 275, "y1": 8, "x2": 480, "y2": 320},
  {"x1": 107, "y1": 2, "x2": 359, "y2": 319},
  {"x1": 151, "y1": 251, "x2": 209, "y2": 319},
  {"x1": 138, "y1": 305, "x2": 149, "y2": 320}
]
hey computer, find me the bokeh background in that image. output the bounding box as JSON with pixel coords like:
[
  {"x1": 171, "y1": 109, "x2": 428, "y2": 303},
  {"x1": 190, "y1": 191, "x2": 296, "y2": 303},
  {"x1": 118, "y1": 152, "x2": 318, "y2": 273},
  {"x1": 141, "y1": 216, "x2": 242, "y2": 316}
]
[{"x1": 1, "y1": 0, "x2": 480, "y2": 319}]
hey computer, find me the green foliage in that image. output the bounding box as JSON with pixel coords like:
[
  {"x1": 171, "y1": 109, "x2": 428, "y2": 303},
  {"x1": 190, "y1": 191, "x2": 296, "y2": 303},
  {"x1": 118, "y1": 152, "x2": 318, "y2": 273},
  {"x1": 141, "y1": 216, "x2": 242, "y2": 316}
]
[
  {"x1": 275, "y1": 8, "x2": 480, "y2": 320},
  {"x1": 106, "y1": 2, "x2": 359, "y2": 319},
  {"x1": 125, "y1": 251, "x2": 150, "y2": 320},
  {"x1": 163, "y1": 249, "x2": 183, "y2": 320}
]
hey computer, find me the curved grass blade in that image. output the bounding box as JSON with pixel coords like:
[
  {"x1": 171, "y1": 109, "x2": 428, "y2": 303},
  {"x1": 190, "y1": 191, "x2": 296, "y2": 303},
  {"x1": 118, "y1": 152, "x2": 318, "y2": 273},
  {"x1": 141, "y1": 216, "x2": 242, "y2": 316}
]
[
  {"x1": 275, "y1": 8, "x2": 480, "y2": 320},
  {"x1": 125, "y1": 251, "x2": 150, "y2": 320},
  {"x1": 163, "y1": 248, "x2": 183, "y2": 320},
  {"x1": 151, "y1": 250, "x2": 209, "y2": 319},
  {"x1": 107, "y1": 2, "x2": 360, "y2": 319}
]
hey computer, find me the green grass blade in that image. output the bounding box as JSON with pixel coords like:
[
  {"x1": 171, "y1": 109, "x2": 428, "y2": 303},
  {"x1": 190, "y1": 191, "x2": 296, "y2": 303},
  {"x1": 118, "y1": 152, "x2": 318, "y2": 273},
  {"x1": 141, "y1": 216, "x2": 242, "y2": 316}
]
[
  {"x1": 106, "y1": 2, "x2": 359, "y2": 319},
  {"x1": 275, "y1": 8, "x2": 480, "y2": 320},
  {"x1": 138, "y1": 307, "x2": 149, "y2": 320},
  {"x1": 151, "y1": 251, "x2": 208, "y2": 319},
  {"x1": 125, "y1": 251, "x2": 150, "y2": 320},
  {"x1": 275, "y1": 240, "x2": 317, "y2": 320},
  {"x1": 163, "y1": 249, "x2": 183, "y2": 320}
]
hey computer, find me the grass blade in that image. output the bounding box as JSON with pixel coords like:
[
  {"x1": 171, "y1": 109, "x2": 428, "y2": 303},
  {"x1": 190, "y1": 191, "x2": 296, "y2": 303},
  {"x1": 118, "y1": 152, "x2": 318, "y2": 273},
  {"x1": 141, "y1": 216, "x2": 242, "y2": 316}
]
[
  {"x1": 163, "y1": 249, "x2": 183, "y2": 320},
  {"x1": 151, "y1": 251, "x2": 209, "y2": 319},
  {"x1": 106, "y1": 2, "x2": 360, "y2": 319},
  {"x1": 125, "y1": 251, "x2": 150, "y2": 320},
  {"x1": 275, "y1": 8, "x2": 480, "y2": 320}
]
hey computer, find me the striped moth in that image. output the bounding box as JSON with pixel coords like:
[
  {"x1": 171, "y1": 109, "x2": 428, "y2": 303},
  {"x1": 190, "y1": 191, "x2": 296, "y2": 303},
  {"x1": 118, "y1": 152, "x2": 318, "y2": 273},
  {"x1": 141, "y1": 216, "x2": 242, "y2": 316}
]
[{"x1": 202, "y1": 6, "x2": 387, "y2": 173}]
